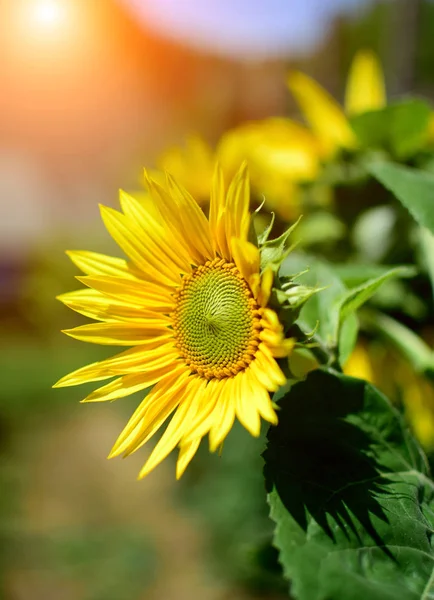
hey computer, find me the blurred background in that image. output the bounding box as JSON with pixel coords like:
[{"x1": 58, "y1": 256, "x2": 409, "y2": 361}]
[{"x1": 1, "y1": 0, "x2": 434, "y2": 598}]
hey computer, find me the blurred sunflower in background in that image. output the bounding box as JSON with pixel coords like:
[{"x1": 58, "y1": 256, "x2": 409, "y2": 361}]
[
  {"x1": 151, "y1": 135, "x2": 216, "y2": 203},
  {"x1": 154, "y1": 119, "x2": 323, "y2": 220},
  {"x1": 55, "y1": 165, "x2": 294, "y2": 479},
  {"x1": 152, "y1": 50, "x2": 387, "y2": 224},
  {"x1": 287, "y1": 49, "x2": 386, "y2": 156},
  {"x1": 217, "y1": 118, "x2": 323, "y2": 220}
]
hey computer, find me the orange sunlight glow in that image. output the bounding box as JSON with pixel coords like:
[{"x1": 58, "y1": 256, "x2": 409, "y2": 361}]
[
  {"x1": 4, "y1": 0, "x2": 96, "y2": 66},
  {"x1": 8, "y1": 0, "x2": 82, "y2": 49},
  {"x1": 31, "y1": 0, "x2": 65, "y2": 28}
]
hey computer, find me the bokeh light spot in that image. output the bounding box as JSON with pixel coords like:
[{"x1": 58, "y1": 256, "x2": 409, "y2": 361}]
[{"x1": 31, "y1": 0, "x2": 65, "y2": 29}]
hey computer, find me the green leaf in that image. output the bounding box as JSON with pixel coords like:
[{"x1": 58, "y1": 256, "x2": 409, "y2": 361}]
[
  {"x1": 332, "y1": 263, "x2": 406, "y2": 288},
  {"x1": 369, "y1": 162, "x2": 434, "y2": 235},
  {"x1": 338, "y1": 266, "x2": 416, "y2": 323},
  {"x1": 417, "y1": 227, "x2": 434, "y2": 298},
  {"x1": 282, "y1": 256, "x2": 350, "y2": 344},
  {"x1": 282, "y1": 258, "x2": 414, "y2": 366},
  {"x1": 388, "y1": 100, "x2": 431, "y2": 158},
  {"x1": 351, "y1": 99, "x2": 432, "y2": 158},
  {"x1": 336, "y1": 267, "x2": 417, "y2": 364},
  {"x1": 282, "y1": 255, "x2": 359, "y2": 365},
  {"x1": 338, "y1": 316, "x2": 359, "y2": 367},
  {"x1": 264, "y1": 369, "x2": 434, "y2": 600}
]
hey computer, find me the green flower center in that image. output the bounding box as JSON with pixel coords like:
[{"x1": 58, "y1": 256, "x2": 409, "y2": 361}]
[{"x1": 173, "y1": 258, "x2": 261, "y2": 379}]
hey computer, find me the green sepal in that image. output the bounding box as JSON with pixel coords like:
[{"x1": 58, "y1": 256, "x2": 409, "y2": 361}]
[
  {"x1": 259, "y1": 216, "x2": 302, "y2": 273},
  {"x1": 271, "y1": 282, "x2": 322, "y2": 330},
  {"x1": 248, "y1": 199, "x2": 268, "y2": 245},
  {"x1": 256, "y1": 209, "x2": 275, "y2": 246}
]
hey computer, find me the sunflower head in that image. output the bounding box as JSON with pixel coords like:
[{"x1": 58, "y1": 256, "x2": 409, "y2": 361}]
[{"x1": 55, "y1": 164, "x2": 310, "y2": 479}]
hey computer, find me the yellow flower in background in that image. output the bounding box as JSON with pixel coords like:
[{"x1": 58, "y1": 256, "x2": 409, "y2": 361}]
[
  {"x1": 344, "y1": 342, "x2": 434, "y2": 451},
  {"x1": 150, "y1": 50, "x2": 387, "y2": 222},
  {"x1": 426, "y1": 113, "x2": 434, "y2": 147},
  {"x1": 54, "y1": 165, "x2": 293, "y2": 479},
  {"x1": 403, "y1": 378, "x2": 434, "y2": 451},
  {"x1": 287, "y1": 50, "x2": 386, "y2": 157},
  {"x1": 151, "y1": 135, "x2": 215, "y2": 204},
  {"x1": 344, "y1": 50, "x2": 386, "y2": 117},
  {"x1": 151, "y1": 119, "x2": 322, "y2": 221},
  {"x1": 343, "y1": 343, "x2": 374, "y2": 383},
  {"x1": 287, "y1": 71, "x2": 357, "y2": 156},
  {"x1": 217, "y1": 118, "x2": 322, "y2": 220}
]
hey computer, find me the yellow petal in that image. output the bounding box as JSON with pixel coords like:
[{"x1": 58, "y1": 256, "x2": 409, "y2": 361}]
[
  {"x1": 166, "y1": 174, "x2": 215, "y2": 263},
  {"x1": 257, "y1": 268, "x2": 274, "y2": 307},
  {"x1": 181, "y1": 378, "x2": 222, "y2": 442},
  {"x1": 230, "y1": 238, "x2": 260, "y2": 283},
  {"x1": 208, "y1": 379, "x2": 236, "y2": 452},
  {"x1": 83, "y1": 362, "x2": 185, "y2": 404},
  {"x1": 235, "y1": 371, "x2": 261, "y2": 437},
  {"x1": 209, "y1": 164, "x2": 229, "y2": 258},
  {"x1": 62, "y1": 321, "x2": 171, "y2": 345},
  {"x1": 138, "y1": 377, "x2": 203, "y2": 478},
  {"x1": 176, "y1": 438, "x2": 201, "y2": 479},
  {"x1": 58, "y1": 288, "x2": 172, "y2": 321},
  {"x1": 129, "y1": 377, "x2": 207, "y2": 459},
  {"x1": 53, "y1": 338, "x2": 177, "y2": 387},
  {"x1": 287, "y1": 71, "x2": 357, "y2": 155},
  {"x1": 246, "y1": 368, "x2": 278, "y2": 425},
  {"x1": 66, "y1": 250, "x2": 140, "y2": 279},
  {"x1": 109, "y1": 368, "x2": 191, "y2": 457},
  {"x1": 76, "y1": 276, "x2": 175, "y2": 312},
  {"x1": 82, "y1": 373, "x2": 153, "y2": 403},
  {"x1": 225, "y1": 162, "x2": 250, "y2": 243},
  {"x1": 345, "y1": 50, "x2": 386, "y2": 116},
  {"x1": 119, "y1": 190, "x2": 193, "y2": 274},
  {"x1": 120, "y1": 189, "x2": 161, "y2": 222},
  {"x1": 99, "y1": 205, "x2": 180, "y2": 286},
  {"x1": 252, "y1": 348, "x2": 286, "y2": 390}
]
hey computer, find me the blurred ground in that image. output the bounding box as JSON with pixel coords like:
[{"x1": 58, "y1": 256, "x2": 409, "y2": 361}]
[{"x1": 3, "y1": 405, "x2": 223, "y2": 600}]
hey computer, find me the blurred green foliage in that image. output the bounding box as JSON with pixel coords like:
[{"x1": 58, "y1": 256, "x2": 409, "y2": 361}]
[{"x1": 175, "y1": 423, "x2": 287, "y2": 596}]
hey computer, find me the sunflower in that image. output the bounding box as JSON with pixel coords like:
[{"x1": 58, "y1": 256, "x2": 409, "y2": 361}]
[{"x1": 54, "y1": 165, "x2": 294, "y2": 479}]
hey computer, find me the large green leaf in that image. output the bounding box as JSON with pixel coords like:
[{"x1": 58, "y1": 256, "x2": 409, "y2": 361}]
[
  {"x1": 369, "y1": 162, "x2": 434, "y2": 235},
  {"x1": 264, "y1": 369, "x2": 434, "y2": 600},
  {"x1": 350, "y1": 99, "x2": 431, "y2": 158}
]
